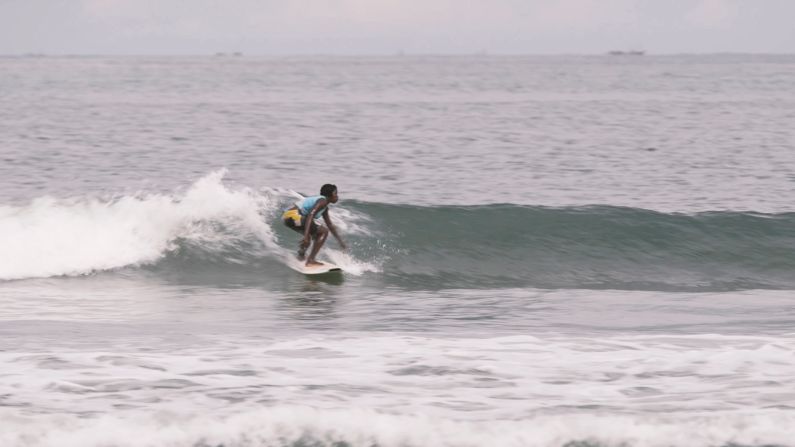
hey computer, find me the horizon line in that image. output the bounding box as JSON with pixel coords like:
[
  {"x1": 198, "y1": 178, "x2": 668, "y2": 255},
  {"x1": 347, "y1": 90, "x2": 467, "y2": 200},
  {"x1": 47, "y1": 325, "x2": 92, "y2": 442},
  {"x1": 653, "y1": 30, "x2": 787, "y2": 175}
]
[{"x1": 2, "y1": 51, "x2": 795, "y2": 58}]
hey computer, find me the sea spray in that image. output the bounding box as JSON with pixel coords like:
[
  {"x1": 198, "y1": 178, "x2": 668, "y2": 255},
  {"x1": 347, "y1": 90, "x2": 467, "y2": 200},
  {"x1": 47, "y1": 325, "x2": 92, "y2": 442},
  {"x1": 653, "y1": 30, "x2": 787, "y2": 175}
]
[{"x1": 0, "y1": 170, "x2": 278, "y2": 280}]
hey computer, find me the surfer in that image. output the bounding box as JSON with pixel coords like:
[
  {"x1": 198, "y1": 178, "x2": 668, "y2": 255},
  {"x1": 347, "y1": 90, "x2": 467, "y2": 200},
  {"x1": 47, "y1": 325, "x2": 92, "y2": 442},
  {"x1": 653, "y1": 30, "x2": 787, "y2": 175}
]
[{"x1": 282, "y1": 184, "x2": 347, "y2": 267}]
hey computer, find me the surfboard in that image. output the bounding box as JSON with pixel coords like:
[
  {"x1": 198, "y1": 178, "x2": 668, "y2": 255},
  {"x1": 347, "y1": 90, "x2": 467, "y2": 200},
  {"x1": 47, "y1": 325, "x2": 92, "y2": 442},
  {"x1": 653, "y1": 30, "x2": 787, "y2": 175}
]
[{"x1": 287, "y1": 259, "x2": 342, "y2": 275}]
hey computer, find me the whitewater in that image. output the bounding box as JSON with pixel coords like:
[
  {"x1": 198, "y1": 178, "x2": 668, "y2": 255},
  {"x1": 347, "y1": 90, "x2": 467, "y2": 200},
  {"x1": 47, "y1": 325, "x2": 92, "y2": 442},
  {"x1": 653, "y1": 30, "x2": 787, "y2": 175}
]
[
  {"x1": 2, "y1": 54, "x2": 795, "y2": 447},
  {"x1": 0, "y1": 171, "x2": 375, "y2": 281}
]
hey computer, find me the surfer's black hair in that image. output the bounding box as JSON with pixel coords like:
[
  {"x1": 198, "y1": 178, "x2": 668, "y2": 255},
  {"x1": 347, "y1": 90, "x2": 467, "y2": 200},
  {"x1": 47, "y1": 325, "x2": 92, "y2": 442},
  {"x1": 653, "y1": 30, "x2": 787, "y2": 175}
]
[{"x1": 320, "y1": 184, "x2": 337, "y2": 198}]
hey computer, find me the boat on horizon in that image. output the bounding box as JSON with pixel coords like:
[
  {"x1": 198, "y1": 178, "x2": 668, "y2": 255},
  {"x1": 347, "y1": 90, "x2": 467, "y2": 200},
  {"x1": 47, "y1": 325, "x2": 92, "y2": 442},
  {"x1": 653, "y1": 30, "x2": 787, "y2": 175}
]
[{"x1": 607, "y1": 50, "x2": 646, "y2": 56}]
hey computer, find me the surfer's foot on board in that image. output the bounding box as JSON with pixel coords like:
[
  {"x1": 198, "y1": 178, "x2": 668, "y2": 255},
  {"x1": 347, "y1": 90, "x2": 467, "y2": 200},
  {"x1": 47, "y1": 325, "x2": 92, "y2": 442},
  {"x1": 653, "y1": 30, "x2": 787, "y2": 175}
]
[{"x1": 305, "y1": 260, "x2": 324, "y2": 267}]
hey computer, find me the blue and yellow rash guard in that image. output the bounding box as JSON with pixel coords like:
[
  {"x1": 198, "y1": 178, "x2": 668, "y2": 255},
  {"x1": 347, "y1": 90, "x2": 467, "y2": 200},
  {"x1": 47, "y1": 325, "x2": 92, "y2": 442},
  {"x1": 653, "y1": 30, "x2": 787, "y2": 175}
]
[
  {"x1": 282, "y1": 195, "x2": 328, "y2": 227},
  {"x1": 297, "y1": 196, "x2": 328, "y2": 219}
]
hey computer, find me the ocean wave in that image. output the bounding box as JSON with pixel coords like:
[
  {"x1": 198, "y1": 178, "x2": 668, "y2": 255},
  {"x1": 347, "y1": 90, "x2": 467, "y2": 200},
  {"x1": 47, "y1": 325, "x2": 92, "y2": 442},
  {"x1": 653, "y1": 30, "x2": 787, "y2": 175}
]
[
  {"x1": 348, "y1": 202, "x2": 795, "y2": 291},
  {"x1": 2, "y1": 171, "x2": 795, "y2": 291},
  {"x1": 0, "y1": 170, "x2": 282, "y2": 280}
]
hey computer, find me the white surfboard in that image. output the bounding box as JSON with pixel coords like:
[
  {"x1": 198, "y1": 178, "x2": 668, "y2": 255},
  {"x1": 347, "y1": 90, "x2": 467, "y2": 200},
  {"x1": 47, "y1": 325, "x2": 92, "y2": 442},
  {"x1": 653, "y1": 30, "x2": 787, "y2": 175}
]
[{"x1": 287, "y1": 259, "x2": 342, "y2": 275}]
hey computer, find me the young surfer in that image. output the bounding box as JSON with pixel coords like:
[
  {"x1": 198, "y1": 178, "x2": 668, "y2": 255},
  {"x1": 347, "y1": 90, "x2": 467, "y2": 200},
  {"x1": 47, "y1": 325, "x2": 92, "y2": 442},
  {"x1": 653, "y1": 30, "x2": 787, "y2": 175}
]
[{"x1": 282, "y1": 184, "x2": 347, "y2": 267}]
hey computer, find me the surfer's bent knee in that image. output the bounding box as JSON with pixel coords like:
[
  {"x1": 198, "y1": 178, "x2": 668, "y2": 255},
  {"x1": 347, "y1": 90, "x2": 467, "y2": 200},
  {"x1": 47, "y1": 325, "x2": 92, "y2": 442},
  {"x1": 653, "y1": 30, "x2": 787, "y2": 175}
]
[{"x1": 312, "y1": 226, "x2": 327, "y2": 239}]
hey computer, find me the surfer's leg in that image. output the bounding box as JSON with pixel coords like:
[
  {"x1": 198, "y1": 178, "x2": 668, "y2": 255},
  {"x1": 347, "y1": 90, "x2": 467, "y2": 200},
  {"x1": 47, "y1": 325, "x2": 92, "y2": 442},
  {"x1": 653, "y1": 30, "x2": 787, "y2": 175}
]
[
  {"x1": 284, "y1": 218, "x2": 307, "y2": 259},
  {"x1": 306, "y1": 225, "x2": 328, "y2": 266}
]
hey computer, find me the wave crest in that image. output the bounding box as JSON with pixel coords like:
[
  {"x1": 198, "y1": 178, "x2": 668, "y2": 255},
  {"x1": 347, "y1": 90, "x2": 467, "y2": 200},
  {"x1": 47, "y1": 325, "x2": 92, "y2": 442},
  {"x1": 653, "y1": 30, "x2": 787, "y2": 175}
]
[{"x1": 0, "y1": 170, "x2": 278, "y2": 280}]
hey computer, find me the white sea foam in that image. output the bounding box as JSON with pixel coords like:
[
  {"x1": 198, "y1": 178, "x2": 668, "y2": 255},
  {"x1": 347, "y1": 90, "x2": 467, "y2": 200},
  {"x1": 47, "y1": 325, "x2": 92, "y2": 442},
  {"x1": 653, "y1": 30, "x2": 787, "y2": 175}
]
[
  {"x1": 2, "y1": 406, "x2": 794, "y2": 447},
  {"x1": 0, "y1": 170, "x2": 376, "y2": 280},
  {"x1": 324, "y1": 249, "x2": 380, "y2": 275},
  {"x1": 2, "y1": 334, "x2": 795, "y2": 421}
]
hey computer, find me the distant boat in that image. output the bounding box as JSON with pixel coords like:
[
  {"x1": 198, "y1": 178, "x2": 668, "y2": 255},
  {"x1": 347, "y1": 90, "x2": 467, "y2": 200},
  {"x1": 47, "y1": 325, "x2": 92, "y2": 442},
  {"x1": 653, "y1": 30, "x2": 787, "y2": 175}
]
[{"x1": 607, "y1": 50, "x2": 645, "y2": 56}]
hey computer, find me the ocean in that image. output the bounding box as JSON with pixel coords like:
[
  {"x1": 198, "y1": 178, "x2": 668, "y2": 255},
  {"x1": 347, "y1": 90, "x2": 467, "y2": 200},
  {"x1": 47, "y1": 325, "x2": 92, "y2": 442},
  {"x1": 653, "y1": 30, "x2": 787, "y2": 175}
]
[{"x1": 1, "y1": 54, "x2": 795, "y2": 447}]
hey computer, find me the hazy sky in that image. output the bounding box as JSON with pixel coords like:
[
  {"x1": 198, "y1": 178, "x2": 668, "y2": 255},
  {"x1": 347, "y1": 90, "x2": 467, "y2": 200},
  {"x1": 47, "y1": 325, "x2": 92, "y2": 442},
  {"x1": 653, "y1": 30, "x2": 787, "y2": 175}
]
[{"x1": 2, "y1": 0, "x2": 793, "y2": 55}]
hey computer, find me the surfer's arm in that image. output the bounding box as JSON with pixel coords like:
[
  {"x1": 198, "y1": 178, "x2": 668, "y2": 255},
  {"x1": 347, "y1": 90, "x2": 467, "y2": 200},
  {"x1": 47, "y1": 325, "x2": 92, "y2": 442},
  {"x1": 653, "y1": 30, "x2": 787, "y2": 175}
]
[{"x1": 323, "y1": 212, "x2": 347, "y2": 250}]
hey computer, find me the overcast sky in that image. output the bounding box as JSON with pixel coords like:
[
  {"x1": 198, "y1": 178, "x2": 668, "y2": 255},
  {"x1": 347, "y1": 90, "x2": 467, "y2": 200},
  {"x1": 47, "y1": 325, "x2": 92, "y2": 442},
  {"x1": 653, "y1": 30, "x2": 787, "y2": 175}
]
[{"x1": 2, "y1": 0, "x2": 793, "y2": 55}]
